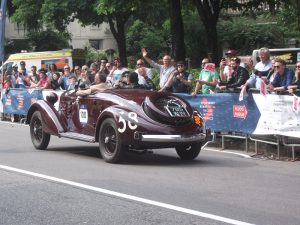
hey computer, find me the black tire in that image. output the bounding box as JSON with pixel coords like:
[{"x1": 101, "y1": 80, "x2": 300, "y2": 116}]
[
  {"x1": 175, "y1": 143, "x2": 202, "y2": 160},
  {"x1": 99, "y1": 118, "x2": 125, "y2": 163},
  {"x1": 30, "y1": 111, "x2": 50, "y2": 150}
]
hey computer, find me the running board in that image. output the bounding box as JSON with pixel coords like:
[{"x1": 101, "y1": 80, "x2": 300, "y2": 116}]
[{"x1": 59, "y1": 132, "x2": 95, "y2": 143}]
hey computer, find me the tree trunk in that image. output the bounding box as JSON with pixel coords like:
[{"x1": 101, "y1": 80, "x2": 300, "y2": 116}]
[
  {"x1": 203, "y1": 21, "x2": 219, "y2": 64},
  {"x1": 297, "y1": 0, "x2": 300, "y2": 31},
  {"x1": 169, "y1": 0, "x2": 186, "y2": 61},
  {"x1": 193, "y1": 0, "x2": 221, "y2": 64},
  {"x1": 107, "y1": 15, "x2": 128, "y2": 67},
  {"x1": 267, "y1": 0, "x2": 276, "y2": 14}
]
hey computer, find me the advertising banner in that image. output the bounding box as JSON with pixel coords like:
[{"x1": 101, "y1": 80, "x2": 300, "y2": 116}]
[
  {"x1": 1, "y1": 88, "x2": 43, "y2": 115},
  {"x1": 177, "y1": 93, "x2": 260, "y2": 134},
  {"x1": 177, "y1": 93, "x2": 300, "y2": 138}
]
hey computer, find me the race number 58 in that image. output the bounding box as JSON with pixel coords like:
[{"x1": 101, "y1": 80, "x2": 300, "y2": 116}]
[{"x1": 118, "y1": 112, "x2": 138, "y2": 133}]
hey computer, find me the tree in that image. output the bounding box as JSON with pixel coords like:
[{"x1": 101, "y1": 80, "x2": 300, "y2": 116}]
[
  {"x1": 169, "y1": 0, "x2": 185, "y2": 61},
  {"x1": 192, "y1": 0, "x2": 224, "y2": 63},
  {"x1": 28, "y1": 30, "x2": 70, "y2": 51},
  {"x1": 95, "y1": 0, "x2": 138, "y2": 66},
  {"x1": 10, "y1": 0, "x2": 135, "y2": 66},
  {"x1": 218, "y1": 16, "x2": 285, "y2": 55},
  {"x1": 182, "y1": 11, "x2": 207, "y2": 66},
  {"x1": 296, "y1": 0, "x2": 300, "y2": 31},
  {"x1": 191, "y1": 0, "x2": 291, "y2": 63},
  {"x1": 126, "y1": 20, "x2": 168, "y2": 60}
]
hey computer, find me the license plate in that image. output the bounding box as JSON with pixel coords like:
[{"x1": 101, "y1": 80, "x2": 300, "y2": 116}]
[{"x1": 165, "y1": 101, "x2": 189, "y2": 117}]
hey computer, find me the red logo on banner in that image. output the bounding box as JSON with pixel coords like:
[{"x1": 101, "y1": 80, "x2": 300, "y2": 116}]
[
  {"x1": 260, "y1": 79, "x2": 267, "y2": 96},
  {"x1": 5, "y1": 95, "x2": 11, "y2": 106},
  {"x1": 17, "y1": 93, "x2": 24, "y2": 110},
  {"x1": 201, "y1": 97, "x2": 213, "y2": 122},
  {"x1": 233, "y1": 105, "x2": 248, "y2": 119},
  {"x1": 293, "y1": 95, "x2": 299, "y2": 113}
]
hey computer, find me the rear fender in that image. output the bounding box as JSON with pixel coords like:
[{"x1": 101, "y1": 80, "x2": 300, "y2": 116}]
[
  {"x1": 27, "y1": 101, "x2": 66, "y2": 135},
  {"x1": 95, "y1": 106, "x2": 137, "y2": 142}
]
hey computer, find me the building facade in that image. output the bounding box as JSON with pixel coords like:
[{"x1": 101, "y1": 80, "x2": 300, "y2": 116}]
[{"x1": 4, "y1": 18, "x2": 117, "y2": 51}]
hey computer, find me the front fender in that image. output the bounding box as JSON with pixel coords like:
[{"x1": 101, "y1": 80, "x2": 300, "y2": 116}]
[{"x1": 27, "y1": 100, "x2": 66, "y2": 135}]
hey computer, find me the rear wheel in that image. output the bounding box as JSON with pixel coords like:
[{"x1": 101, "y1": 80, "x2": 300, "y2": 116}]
[
  {"x1": 175, "y1": 143, "x2": 202, "y2": 160},
  {"x1": 99, "y1": 118, "x2": 126, "y2": 163},
  {"x1": 30, "y1": 111, "x2": 50, "y2": 150}
]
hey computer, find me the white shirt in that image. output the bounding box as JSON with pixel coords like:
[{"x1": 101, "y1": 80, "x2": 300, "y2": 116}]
[
  {"x1": 135, "y1": 67, "x2": 153, "y2": 85},
  {"x1": 110, "y1": 68, "x2": 128, "y2": 84},
  {"x1": 150, "y1": 61, "x2": 175, "y2": 88},
  {"x1": 255, "y1": 60, "x2": 272, "y2": 72}
]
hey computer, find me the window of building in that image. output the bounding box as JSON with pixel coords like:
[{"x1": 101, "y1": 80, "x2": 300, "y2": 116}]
[
  {"x1": 89, "y1": 39, "x2": 103, "y2": 50},
  {"x1": 14, "y1": 23, "x2": 25, "y2": 31},
  {"x1": 90, "y1": 25, "x2": 101, "y2": 30}
]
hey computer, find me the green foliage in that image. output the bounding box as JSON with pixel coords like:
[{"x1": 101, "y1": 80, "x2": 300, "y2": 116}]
[
  {"x1": 276, "y1": 1, "x2": 300, "y2": 40},
  {"x1": 41, "y1": 0, "x2": 76, "y2": 31},
  {"x1": 96, "y1": 0, "x2": 138, "y2": 14},
  {"x1": 27, "y1": 30, "x2": 70, "y2": 51},
  {"x1": 9, "y1": 0, "x2": 299, "y2": 68},
  {"x1": 85, "y1": 46, "x2": 107, "y2": 63},
  {"x1": 218, "y1": 15, "x2": 285, "y2": 55},
  {"x1": 189, "y1": 68, "x2": 201, "y2": 92},
  {"x1": 151, "y1": 69, "x2": 160, "y2": 89},
  {"x1": 126, "y1": 20, "x2": 168, "y2": 61},
  {"x1": 132, "y1": 0, "x2": 168, "y2": 27},
  {"x1": 11, "y1": 0, "x2": 44, "y2": 30},
  {"x1": 183, "y1": 11, "x2": 207, "y2": 66},
  {"x1": 5, "y1": 39, "x2": 31, "y2": 56}
]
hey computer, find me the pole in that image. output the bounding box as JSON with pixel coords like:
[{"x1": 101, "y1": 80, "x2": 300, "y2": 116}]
[
  {"x1": 0, "y1": 0, "x2": 7, "y2": 119},
  {"x1": 0, "y1": 0, "x2": 7, "y2": 62}
]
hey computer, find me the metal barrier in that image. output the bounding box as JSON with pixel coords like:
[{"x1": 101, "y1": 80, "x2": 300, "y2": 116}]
[
  {"x1": 249, "y1": 135, "x2": 281, "y2": 159},
  {"x1": 201, "y1": 131, "x2": 217, "y2": 150},
  {"x1": 220, "y1": 133, "x2": 249, "y2": 152},
  {"x1": 282, "y1": 136, "x2": 300, "y2": 161}
]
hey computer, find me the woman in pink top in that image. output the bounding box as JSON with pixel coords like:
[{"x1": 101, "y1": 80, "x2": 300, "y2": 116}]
[{"x1": 31, "y1": 69, "x2": 50, "y2": 89}]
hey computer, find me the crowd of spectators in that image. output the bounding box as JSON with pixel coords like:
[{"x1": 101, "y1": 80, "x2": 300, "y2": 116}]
[
  {"x1": 0, "y1": 60, "x2": 113, "y2": 92},
  {"x1": 0, "y1": 47, "x2": 299, "y2": 96}
]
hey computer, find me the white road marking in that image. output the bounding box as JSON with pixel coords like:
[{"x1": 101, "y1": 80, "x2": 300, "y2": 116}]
[
  {"x1": 0, "y1": 164, "x2": 255, "y2": 225},
  {"x1": 204, "y1": 147, "x2": 252, "y2": 158},
  {"x1": 0, "y1": 121, "x2": 26, "y2": 126}
]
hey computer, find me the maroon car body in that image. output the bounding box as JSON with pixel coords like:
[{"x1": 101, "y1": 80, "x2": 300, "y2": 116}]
[{"x1": 26, "y1": 88, "x2": 206, "y2": 163}]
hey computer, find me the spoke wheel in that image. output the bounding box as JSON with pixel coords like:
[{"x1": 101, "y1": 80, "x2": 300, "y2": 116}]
[
  {"x1": 99, "y1": 118, "x2": 125, "y2": 163},
  {"x1": 30, "y1": 111, "x2": 50, "y2": 150},
  {"x1": 175, "y1": 143, "x2": 202, "y2": 160}
]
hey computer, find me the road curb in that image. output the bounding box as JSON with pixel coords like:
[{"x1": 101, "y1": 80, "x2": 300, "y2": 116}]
[{"x1": 204, "y1": 147, "x2": 252, "y2": 158}]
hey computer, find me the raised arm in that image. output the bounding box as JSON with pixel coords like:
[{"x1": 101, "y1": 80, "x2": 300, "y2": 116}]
[{"x1": 142, "y1": 48, "x2": 153, "y2": 65}]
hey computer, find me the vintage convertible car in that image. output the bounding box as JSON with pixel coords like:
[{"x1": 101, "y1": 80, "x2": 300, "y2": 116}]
[{"x1": 26, "y1": 89, "x2": 207, "y2": 163}]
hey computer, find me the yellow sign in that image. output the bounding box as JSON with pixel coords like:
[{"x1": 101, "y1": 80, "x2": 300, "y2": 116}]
[{"x1": 7, "y1": 50, "x2": 80, "y2": 61}]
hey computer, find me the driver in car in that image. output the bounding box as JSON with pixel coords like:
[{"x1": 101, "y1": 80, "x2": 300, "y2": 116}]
[{"x1": 76, "y1": 72, "x2": 111, "y2": 96}]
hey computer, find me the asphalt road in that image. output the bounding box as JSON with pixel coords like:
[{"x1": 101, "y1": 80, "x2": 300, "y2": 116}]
[{"x1": 0, "y1": 121, "x2": 300, "y2": 225}]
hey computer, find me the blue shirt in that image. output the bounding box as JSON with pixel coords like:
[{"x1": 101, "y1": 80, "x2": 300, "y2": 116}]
[{"x1": 271, "y1": 68, "x2": 294, "y2": 90}]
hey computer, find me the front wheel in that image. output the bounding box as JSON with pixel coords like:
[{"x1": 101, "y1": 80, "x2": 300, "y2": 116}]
[
  {"x1": 175, "y1": 143, "x2": 202, "y2": 160},
  {"x1": 99, "y1": 118, "x2": 126, "y2": 163},
  {"x1": 30, "y1": 111, "x2": 50, "y2": 150}
]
